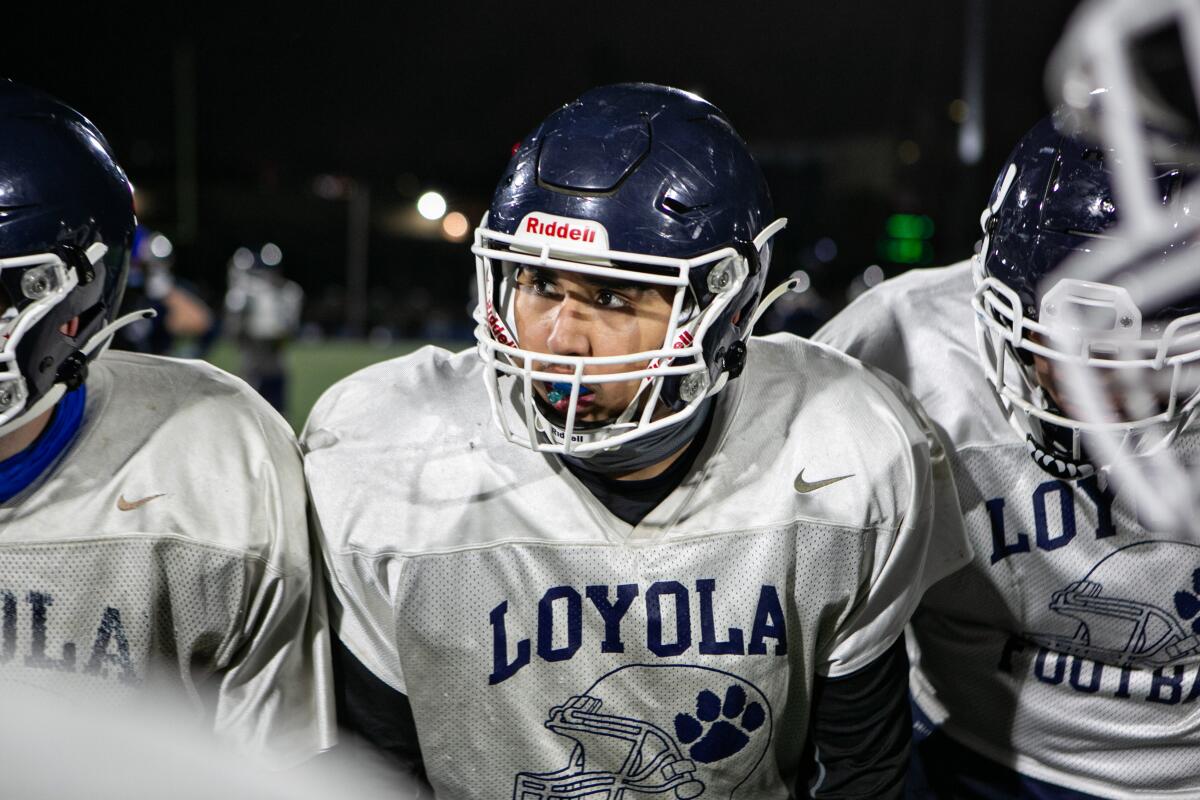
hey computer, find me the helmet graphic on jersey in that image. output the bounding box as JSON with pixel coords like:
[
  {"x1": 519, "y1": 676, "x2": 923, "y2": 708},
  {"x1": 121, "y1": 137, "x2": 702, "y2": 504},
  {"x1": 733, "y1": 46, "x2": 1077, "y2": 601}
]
[
  {"x1": 1026, "y1": 540, "x2": 1200, "y2": 667},
  {"x1": 0, "y1": 80, "x2": 143, "y2": 436},
  {"x1": 473, "y1": 83, "x2": 788, "y2": 458},
  {"x1": 973, "y1": 111, "x2": 1200, "y2": 481},
  {"x1": 513, "y1": 664, "x2": 773, "y2": 799}
]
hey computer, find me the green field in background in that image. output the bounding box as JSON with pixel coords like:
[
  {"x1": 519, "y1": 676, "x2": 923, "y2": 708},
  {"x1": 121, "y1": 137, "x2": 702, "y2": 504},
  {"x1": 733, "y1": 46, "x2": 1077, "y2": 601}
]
[{"x1": 205, "y1": 338, "x2": 466, "y2": 430}]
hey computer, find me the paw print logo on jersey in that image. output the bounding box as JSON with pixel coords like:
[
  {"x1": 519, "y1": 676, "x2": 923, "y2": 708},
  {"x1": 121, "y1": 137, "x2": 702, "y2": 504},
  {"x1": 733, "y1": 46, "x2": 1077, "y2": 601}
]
[
  {"x1": 1172, "y1": 568, "x2": 1200, "y2": 636},
  {"x1": 1025, "y1": 540, "x2": 1200, "y2": 668},
  {"x1": 513, "y1": 664, "x2": 773, "y2": 799},
  {"x1": 673, "y1": 685, "x2": 766, "y2": 764}
]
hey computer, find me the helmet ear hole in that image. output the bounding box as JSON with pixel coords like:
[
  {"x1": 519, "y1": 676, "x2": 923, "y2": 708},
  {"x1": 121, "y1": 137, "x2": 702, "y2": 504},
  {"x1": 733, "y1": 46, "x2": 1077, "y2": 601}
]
[
  {"x1": 74, "y1": 305, "x2": 105, "y2": 340},
  {"x1": 59, "y1": 317, "x2": 80, "y2": 339}
]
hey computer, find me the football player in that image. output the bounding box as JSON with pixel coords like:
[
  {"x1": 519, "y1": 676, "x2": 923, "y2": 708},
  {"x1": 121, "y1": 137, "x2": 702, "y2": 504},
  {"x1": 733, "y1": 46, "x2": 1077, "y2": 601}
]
[
  {"x1": 815, "y1": 111, "x2": 1200, "y2": 796},
  {"x1": 303, "y1": 83, "x2": 968, "y2": 798},
  {"x1": 0, "y1": 80, "x2": 333, "y2": 767}
]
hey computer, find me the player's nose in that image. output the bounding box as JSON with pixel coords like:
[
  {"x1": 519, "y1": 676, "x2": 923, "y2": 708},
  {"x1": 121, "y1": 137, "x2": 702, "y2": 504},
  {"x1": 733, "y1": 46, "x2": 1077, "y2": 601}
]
[{"x1": 545, "y1": 296, "x2": 592, "y2": 358}]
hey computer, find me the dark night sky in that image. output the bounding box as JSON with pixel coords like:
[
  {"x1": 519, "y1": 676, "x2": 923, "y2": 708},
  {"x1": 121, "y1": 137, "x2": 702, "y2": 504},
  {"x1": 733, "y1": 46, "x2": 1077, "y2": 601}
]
[{"x1": 5, "y1": 1, "x2": 1081, "y2": 336}]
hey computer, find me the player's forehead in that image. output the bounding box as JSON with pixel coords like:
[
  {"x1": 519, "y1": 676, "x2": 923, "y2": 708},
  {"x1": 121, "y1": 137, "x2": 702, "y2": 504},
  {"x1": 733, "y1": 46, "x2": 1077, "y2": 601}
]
[{"x1": 515, "y1": 264, "x2": 650, "y2": 293}]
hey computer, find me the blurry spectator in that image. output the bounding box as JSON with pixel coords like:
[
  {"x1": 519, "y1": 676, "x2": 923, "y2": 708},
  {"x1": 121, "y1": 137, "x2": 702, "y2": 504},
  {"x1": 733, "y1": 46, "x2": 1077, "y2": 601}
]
[
  {"x1": 116, "y1": 226, "x2": 217, "y2": 356},
  {"x1": 224, "y1": 246, "x2": 304, "y2": 412}
]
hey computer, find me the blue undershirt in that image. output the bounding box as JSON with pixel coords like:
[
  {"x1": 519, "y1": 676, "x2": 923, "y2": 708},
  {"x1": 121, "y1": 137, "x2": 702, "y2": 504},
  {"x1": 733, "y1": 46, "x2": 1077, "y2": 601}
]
[{"x1": 0, "y1": 386, "x2": 86, "y2": 503}]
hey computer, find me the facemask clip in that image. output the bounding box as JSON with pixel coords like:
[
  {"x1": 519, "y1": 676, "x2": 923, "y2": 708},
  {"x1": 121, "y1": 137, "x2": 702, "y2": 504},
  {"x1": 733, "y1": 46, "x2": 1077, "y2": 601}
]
[{"x1": 0, "y1": 378, "x2": 28, "y2": 412}]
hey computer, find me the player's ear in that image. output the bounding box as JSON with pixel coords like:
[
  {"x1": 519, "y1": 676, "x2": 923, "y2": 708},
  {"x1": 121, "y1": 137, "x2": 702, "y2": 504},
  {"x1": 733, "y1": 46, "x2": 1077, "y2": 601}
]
[{"x1": 59, "y1": 316, "x2": 80, "y2": 338}]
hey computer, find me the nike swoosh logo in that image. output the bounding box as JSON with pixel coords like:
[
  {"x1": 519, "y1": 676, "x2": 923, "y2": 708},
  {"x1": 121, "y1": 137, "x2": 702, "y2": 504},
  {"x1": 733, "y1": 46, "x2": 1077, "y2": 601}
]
[
  {"x1": 117, "y1": 493, "x2": 165, "y2": 512},
  {"x1": 794, "y1": 469, "x2": 854, "y2": 494}
]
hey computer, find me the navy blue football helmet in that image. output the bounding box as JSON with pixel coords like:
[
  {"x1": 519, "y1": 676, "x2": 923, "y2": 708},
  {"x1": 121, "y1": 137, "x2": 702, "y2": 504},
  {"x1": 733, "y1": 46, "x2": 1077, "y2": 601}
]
[
  {"x1": 472, "y1": 83, "x2": 786, "y2": 455},
  {"x1": 974, "y1": 111, "x2": 1200, "y2": 480},
  {"x1": 0, "y1": 80, "x2": 137, "y2": 434}
]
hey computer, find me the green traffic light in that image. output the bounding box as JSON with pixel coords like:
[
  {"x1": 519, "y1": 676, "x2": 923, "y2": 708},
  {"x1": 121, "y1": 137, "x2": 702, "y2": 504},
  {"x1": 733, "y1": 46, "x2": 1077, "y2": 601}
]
[{"x1": 885, "y1": 214, "x2": 935, "y2": 240}]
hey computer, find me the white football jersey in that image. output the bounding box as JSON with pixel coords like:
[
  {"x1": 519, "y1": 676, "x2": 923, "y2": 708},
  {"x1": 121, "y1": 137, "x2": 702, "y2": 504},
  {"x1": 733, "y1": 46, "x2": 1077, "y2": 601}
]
[
  {"x1": 303, "y1": 334, "x2": 969, "y2": 799},
  {"x1": 816, "y1": 260, "x2": 1200, "y2": 798},
  {"x1": 0, "y1": 351, "x2": 334, "y2": 767}
]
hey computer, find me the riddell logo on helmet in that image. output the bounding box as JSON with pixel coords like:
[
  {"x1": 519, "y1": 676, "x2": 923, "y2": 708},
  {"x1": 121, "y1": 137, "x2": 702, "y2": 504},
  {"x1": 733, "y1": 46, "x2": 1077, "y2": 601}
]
[
  {"x1": 515, "y1": 213, "x2": 609, "y2": 251},
  {"x1": 648, "y1": 330, "x2": 694, "y2": 371},
  {"x1": 525, "y1": 216, "x2": 596, "y2": 243},
  {"x1": 486, "y1": 303, "x2": 516, "y2": 348}
]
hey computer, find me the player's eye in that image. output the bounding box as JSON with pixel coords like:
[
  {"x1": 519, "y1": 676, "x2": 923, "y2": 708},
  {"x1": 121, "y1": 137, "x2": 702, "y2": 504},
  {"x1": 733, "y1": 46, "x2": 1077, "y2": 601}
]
[
  {"x1": 515, "y1": 268, "x2": 558, "y2": 296},
  {"x1": 532, "y1": 275, "x2": 558, "y2": 296},
  {"x1": 595, "y1": 288, "x2": 628, "y2": 309}
]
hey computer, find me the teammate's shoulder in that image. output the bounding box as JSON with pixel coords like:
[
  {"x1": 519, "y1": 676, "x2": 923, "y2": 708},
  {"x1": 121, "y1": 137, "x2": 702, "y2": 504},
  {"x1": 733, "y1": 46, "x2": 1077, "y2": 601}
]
[
  {"x1": 747, "y1": 330, "x2": 885, "y2": 381},
  {"x1": 715, "y1": 335, "x2": 942, "y2": 534},
  {"x1": 93, "y1": 350, "x2": 294, "y2": 445},
  {"x1": 95, "y1": 350, "x2": 250, "y2": 403},
  {"x1": 349, "y1": 343, "x2": 476, "y2": 387},
  {"x1": 744, "y1": 334, "x2": 923, "y2": 436},
  {"x1": 76, "y1": 353, "x2": 307, "y2": 568},
  {"x1": 304, "y1": 344, "x2": 478, "y2": 435},
  {"x1": 886, "y1": 259, "x2": 972, "y2": 291},
  {"x1": 850, "y1": 260, "x2": 972, "y2": 313},
  {"x1": 813, "y1": 260, "x2": 975, "y2": 356}
]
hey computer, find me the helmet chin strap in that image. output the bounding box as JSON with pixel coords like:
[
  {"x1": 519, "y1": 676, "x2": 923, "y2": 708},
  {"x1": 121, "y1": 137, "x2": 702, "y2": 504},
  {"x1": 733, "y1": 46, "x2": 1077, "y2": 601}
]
[
  {"x1": 0, "y1": 308, "x2": 155, "y2": 439},
  {"x1": 561, "y1": 397, "x2": 714, "y2": 476}
]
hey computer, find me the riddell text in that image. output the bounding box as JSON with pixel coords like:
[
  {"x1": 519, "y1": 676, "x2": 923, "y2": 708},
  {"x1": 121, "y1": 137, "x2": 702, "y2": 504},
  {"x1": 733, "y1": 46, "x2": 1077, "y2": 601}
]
[{"x1": 524, "y1": 216, "x2": 598, "y2": 243}]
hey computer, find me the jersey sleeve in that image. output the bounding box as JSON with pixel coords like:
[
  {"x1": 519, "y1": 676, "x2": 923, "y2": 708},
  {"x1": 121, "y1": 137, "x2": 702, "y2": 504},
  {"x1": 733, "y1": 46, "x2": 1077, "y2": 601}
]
[
  {"x1": 820, "y1": 368, "x2": 971, "y2": 677},
  {"x1": 330, "y1": 633, "x2": 430, "y2": 785},
  {"x1": 302, "y1": 383, "x2": 410, "y2": 697},
  {"x1": 307, "y1": 506, "x2": 409, "y2": 696},
  {"x1": 805, "y1": 635, "x2": 911, "y2": 798},
  {"x1": 210, "y1": 412, "x2": 337, "y2": 768}
]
